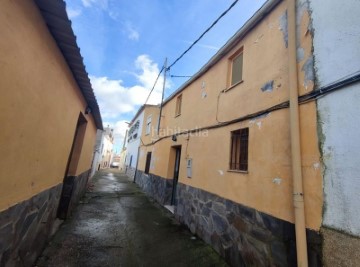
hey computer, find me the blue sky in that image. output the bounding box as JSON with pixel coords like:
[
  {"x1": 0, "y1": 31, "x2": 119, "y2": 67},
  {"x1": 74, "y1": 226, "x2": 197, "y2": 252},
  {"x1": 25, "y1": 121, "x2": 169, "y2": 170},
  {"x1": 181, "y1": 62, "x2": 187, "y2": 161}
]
[{"x1": 65, "y1": 0, "x2": 266, "y2": 152}]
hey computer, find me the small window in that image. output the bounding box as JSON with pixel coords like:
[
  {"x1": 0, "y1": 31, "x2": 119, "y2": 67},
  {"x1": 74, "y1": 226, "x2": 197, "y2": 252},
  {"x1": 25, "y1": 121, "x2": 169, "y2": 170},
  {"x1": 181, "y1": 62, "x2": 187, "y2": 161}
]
[
  {"x1": 230, "y1": 128, "x2": 249, "y2": 171},
  {"x1": 230, "y1": 50, "x2": 243, "y2": 86},
  {"x1": 146, "y1": 115, "x2": 152, "y2": 135},
  {"x1": 175, "y1": 94, "x2": 182, "y2": 116},
  {"x1": 145, "y1": 152, "x2": 152, "y2": 174}
]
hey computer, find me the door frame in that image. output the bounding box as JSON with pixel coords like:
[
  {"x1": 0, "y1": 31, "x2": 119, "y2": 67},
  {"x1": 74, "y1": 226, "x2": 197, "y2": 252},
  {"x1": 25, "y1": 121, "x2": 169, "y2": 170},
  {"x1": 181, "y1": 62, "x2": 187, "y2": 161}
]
[
  {"x1": 171, "y1": 146, "x2": 181, "y2": 205},
  {"x1": 57, "y1": 113, "x2": 87, "y2": 219}
]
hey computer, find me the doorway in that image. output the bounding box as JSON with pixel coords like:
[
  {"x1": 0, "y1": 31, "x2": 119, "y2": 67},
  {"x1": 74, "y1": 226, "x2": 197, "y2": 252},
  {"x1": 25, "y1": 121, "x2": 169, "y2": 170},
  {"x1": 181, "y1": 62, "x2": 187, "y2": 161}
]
[
  {"x1": 144, "y1": 152, "x2": 152, "y2": 174},
  {"x1": 171, "y1": 146, "x2": 181, "y2": 205},
  {"x1": 57, "y1": 113, "x2": 87, "y2": 219}
]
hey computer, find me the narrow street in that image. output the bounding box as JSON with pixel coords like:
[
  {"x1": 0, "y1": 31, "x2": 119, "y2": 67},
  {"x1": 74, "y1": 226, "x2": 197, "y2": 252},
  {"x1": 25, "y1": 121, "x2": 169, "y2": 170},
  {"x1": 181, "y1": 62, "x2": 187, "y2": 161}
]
[{"x1": 35, "y1": 170, "x2": 228, "y2": 267}]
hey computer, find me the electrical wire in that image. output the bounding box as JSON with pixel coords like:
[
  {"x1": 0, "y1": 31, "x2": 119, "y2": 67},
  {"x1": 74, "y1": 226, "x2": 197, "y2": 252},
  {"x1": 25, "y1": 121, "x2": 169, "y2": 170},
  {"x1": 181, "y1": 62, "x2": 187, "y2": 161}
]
[
  {"x1": 141, "y1": 71, "x2": 360, "y2": 147},
  {"x1": 167, "y1": 0, "x2": 239, "y2": 70},
  {"x1": 144, "y1": 0, "x2": 239, "y2": 104},
  {"x1": 144, "y1": 66, "x2": 165, "y2": 105}
]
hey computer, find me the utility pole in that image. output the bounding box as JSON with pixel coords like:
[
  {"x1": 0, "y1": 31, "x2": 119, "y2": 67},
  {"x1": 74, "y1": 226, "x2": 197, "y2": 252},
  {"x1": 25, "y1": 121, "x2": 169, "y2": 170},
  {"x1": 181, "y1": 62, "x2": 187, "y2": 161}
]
[{"x1": 157, "y1": 58, "x2": 167, "y2": 135}]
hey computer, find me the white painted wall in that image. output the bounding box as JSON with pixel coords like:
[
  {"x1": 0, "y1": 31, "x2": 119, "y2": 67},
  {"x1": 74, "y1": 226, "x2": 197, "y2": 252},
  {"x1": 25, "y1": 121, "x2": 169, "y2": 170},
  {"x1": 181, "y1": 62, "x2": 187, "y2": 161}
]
[
  {"x1": 310, "y1": 0, "x2": 360, "y2": 85},
  {"x1": 126, "y1": 111, "x2": 144, "y2": 168},
  {"x1": 310, "y1": 0, "x2": 360, "y2": 236}
]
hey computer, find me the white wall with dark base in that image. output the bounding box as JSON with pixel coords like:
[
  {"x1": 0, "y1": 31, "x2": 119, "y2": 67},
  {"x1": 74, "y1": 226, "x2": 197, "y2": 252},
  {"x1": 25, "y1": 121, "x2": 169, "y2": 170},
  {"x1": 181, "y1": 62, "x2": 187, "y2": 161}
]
[{"x1": 310, "y1": 0, "x2": 360, "y2": 236}]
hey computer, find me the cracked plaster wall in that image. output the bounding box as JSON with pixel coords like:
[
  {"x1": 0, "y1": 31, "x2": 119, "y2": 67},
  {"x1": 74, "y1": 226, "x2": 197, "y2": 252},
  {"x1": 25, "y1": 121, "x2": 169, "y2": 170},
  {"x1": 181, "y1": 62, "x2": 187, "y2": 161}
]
[{"x1": 309, "y1": 0, "x2": 360, "y2": 236}]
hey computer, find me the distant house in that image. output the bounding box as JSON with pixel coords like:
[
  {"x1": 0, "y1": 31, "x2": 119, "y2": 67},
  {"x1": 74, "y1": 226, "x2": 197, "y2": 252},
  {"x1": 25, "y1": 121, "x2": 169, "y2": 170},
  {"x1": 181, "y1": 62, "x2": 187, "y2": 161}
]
[
  {"x1": 132, "y1": 0, "x2": 360, "y2": 266},
  {"x1": 0, "y1": 0, "x2": 102, "y2": 266},
  {"x1": 99, "y1": 126, "x2": 115, "y2": 169},
  {"x1": 90, "y1": 129, "x2": 105, "y2": 176}
]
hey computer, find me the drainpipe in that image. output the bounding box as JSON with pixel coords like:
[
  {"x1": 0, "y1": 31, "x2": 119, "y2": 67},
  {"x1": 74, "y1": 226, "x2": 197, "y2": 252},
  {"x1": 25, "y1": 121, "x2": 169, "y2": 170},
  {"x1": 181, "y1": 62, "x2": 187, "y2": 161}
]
[{"x1": 287, "y1": 0, "x2": 308, "y2": 266}]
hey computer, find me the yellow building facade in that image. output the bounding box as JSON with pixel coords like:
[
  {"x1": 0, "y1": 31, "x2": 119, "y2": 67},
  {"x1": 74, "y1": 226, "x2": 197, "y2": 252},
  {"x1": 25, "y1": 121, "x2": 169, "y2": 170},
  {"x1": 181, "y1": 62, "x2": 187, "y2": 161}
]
[
  {"x1": 0, "y1": 1, "x2": 102, "y2": 266},
  {"x1": 135, "y1": 0, "x2": 323, "y2": 265}
]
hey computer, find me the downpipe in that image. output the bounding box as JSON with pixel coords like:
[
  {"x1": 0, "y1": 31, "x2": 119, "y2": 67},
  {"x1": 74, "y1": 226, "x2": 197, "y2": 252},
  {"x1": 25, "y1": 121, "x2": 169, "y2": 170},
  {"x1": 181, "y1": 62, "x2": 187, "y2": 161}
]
[{"x1": 287, "y1": 0, "x2": 308, "y2": 266}]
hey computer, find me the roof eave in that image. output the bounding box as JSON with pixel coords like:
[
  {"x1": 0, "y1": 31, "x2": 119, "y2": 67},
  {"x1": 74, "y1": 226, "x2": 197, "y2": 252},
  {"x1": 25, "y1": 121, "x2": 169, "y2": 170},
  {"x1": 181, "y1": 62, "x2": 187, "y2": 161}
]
[{"x1": 34, "y1": 0, "x2": 103, "y2": 130}]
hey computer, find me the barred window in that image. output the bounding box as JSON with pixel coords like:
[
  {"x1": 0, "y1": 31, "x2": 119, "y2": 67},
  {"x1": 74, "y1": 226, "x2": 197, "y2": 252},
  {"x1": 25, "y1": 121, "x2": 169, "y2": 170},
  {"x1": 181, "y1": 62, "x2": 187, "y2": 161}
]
[{"x1": 230, "y1": 128, "x2": 249, "y2": 171}]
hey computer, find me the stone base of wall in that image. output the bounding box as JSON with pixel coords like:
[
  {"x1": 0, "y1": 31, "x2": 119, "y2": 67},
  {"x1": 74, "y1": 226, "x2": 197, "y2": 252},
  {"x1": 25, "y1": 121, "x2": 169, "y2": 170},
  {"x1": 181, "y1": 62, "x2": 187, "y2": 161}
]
[
  {"x1": 322, "y1": 227, "x2": 360, "y2": 267},
  {"x1": 134, "y1": 171, "x2": 322, "y2": 266},
  {"x1": 135, "y1": 170, "x2": 173, "y2": 205},
  {"x1": 0, "y1": 184, "x2": 62, "y2": 267},
  {"x1": 175, "y1": 183, "x2": 322, "y2": 267},
  {"x1": 57, "y1": 169, "x2": 90, "y2": 219}
]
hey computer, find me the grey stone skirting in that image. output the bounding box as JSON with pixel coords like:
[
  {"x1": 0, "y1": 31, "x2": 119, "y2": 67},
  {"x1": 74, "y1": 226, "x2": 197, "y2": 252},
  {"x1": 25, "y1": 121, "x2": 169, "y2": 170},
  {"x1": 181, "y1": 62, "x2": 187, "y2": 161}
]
[
  {"x1": 134, "y1": 172, "x2": 322, "y2": 266},
  {"x1": 175, "y1": 183, "x2": 322, "y2": 267},
  {"x1": 135, "y1": 170, "x2": 173, "y2": 205},
  {"x1": 0, "y1": 183, "x2": 62, "y2": 267},
  {"x1": 58, "y1": 169, "x2": 91, "y2": 219}
]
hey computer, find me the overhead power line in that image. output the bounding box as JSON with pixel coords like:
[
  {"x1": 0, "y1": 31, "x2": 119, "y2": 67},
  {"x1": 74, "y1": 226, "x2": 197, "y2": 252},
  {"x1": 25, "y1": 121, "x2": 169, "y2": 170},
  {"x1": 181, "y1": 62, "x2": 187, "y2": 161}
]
[
  {"x1": 167, "y1": 0, "x2": 239, "y2": 70},
  {"x1": 143, "y1": 0, "x2": 238, "y2": 106}
]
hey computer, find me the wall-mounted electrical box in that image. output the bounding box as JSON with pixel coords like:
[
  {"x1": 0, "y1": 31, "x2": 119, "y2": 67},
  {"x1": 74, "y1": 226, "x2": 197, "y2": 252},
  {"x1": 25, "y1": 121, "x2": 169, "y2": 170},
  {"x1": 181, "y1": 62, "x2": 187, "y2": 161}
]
[{"x1": 186, "y1": 158, "x2": 192, "y2": 178}]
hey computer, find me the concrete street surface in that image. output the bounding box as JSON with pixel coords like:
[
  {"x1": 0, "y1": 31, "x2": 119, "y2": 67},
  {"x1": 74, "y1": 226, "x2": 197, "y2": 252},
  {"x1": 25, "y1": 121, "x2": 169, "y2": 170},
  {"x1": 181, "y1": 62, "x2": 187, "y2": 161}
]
[{"x1": 35, "y1": 170, "x2": 228, "y2": 267}]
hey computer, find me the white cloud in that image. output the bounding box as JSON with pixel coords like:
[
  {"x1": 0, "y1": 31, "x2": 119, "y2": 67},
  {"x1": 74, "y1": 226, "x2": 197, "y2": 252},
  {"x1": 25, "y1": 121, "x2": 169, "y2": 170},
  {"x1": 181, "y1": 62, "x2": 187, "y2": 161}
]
[
  {"x1": 91, "y1": 55, "x2": 169, "y2": 121},
  {"x1": 125, "y1": 22, "x2": 140, "y2": 41},
  {"x1": 66, "y1": 7, "x2": 82, "y2": 19},
  {"x1": 128, "y1": 29, "x2": 140, "y2": 41},
  {"x1": 81, "y1": 0, "x2": 108, "y2": 10}
]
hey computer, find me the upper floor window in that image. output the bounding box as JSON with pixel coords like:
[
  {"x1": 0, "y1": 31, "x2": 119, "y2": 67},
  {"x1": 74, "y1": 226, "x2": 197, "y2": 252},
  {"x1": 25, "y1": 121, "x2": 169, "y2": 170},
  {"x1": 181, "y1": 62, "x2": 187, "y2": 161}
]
[
  {"x1": 175, "y1": 94, "x2": 182, "y2": 116},
  {"x1": 146, "y1": 115, "x2": 152, "y2": 135},
  {"x1": 230, "y1": 127, "x2": 249, "y2": 172},
  {"x1": 229, "y1": 48, "x2": 243, "y2": 87}
]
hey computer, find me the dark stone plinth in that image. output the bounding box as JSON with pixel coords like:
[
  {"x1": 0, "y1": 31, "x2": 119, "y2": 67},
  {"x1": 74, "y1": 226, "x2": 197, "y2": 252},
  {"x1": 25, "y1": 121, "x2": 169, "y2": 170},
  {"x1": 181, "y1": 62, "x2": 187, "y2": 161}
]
[
  {"x1": 174, "y1": 183, "x2": 322, "y2": 267},
  {"x1": 133, "y1": 171, "x2": 322, "y2": 267},
  {"x1": 134, "y1": 170, "x2": 173, "y2": 205},
  {"x1": 58, "y1": 169, "x2": 90, "y2": 219},
  {"x1": 0, "y1": 183, "x2": 62, "y2": 267}
]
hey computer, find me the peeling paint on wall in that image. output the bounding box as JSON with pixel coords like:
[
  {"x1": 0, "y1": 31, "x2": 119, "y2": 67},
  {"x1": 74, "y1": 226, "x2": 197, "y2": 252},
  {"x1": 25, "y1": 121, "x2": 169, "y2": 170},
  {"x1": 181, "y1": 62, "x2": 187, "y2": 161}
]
[
  {"x1": 201, "y1": 81, "x2": 207, "y2": 99},
  {"x1": 279, "y1": 11, "x2": 288, "y2": 48},
  {"x1": 254, "y1": 34, "x2": 264, "y2": 44},
  {"x1": 272, "y1": 177, "x2": 282, "y2": 185},
  {"x1": 256, "y1": 122, "x2": 262, "y2": 129},
  {"x1": 296, "y1": 0, "x2": 311, "y2": 46},
  {"x1": 302, "y1": 56, "x2": 315, "y2": 89},
  {"x1": 297, "y1": 47, "x2": 305, "y2": 62},
  {"x1": 249, "y1": 113, "x2": 270, "y2": 130},
  {"x1": 249, "y1": 112, "x2": 270, "y2": 123},
  {"x1": 313, "y1": 162, "x2": 320, "y2": 170},
  {"x1": 260, "y1": 80, "x2": 274, "y2": 92}
]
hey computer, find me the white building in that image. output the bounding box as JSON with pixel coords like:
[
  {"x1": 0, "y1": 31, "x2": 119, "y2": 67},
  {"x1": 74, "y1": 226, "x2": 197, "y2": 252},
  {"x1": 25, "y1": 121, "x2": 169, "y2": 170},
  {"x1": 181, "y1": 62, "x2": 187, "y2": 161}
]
[
  {"x1": 310, "y1": 0, "x2": 360, "y2": 265},
  {"x1": 100, "y1": 126, "x2": 114, "y2": 168},
  {"x1": 90, "y1": 129, "x2": 105, "y2": 177},
  {"x1": 125, "y1": 107, "x2": 145, "y2": 179}
]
